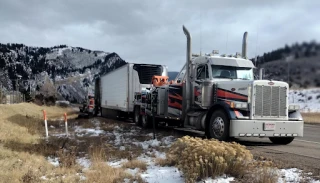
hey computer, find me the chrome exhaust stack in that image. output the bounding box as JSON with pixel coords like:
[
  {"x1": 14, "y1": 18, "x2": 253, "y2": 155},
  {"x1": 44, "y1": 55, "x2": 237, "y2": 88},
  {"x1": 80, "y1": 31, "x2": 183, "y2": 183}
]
[
  {"x1": 183, "y1": 25, "x2": 191, "y2": 111},
  {"x1": 242, "y1": 32, "x2": 248, "y2": 59},
  {"x1": 259, "y1": 68, "x2": 264, "y2": 80}
]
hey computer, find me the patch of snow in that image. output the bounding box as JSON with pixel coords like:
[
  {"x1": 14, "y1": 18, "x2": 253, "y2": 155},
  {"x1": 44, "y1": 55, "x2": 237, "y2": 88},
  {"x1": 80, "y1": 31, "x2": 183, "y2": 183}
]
[
  {"x1": 107, "y1": 159, "x2": 128, "y2": 168},
  {"x1": 119, "y1": 146, "x2": 126, "y2": 151},
  {"x1": 161, "y1": 136, "x2": 176, "y2": 146},
  {"x1": 47, "y1": 157, "x2": 59, "y2": 167},
  {"x1": 74, "y1": 127, "x2": 104, "y2": 137},
  {"x1": 199, "y1": 176, "x2": 235, "y2": 183},
  {"x1": 277, "y1": 168, "x2": 320, "y2": 183},
  {"x1": 153, "y1": 150, "x2": 166, "y2": 159},
  {"x1": 77, "y1": 157, "x2": 91, "y2": 169},
  {"x1": 113, "y1": 130, "x2": 123, "y2": 146},
  {"x1": 125, "y1": 168, "x2": 140, "y2": 176},
  {"x1": 50, "y1": 125, "x2": 55, "y2": 129},
  {"x1": 133, "y1": 139, "x2": 161, "y2": 150},
  {"x1": 140, "y1": 165, "x2": 184, "y2": 183}
]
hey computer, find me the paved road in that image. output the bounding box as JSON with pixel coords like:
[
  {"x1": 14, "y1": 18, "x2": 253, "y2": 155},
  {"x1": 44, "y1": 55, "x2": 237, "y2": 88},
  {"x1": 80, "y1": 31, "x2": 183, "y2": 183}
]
[
  {"x1": 235, "y1": 124, "x2": 320, "y2": 159},
  {"x1": 297, "y1": 124, "x2": 320, "y2": 143},
  {"x1": 234, "y1": 124, "x2": 320, "y2": 176}
]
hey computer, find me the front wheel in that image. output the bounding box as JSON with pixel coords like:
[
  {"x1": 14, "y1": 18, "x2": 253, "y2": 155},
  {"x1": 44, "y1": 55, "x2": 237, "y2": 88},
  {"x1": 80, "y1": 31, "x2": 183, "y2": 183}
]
[
  {"x1": 269, "y1": 137, "x2": 295, "y2": 145},
  {"x1": 208, "y1": 110, "x2": 230, "y2": 141}
]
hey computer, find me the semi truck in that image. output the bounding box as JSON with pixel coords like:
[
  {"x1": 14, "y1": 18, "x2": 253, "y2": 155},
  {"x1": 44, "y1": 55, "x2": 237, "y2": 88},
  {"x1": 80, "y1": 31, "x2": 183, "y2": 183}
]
[
  {"x1": 131, "y1": 25, "x2": 304, "y2": 145},
  {"x1": 94, "y1": 63, "x2": 168, "y2": 120}
]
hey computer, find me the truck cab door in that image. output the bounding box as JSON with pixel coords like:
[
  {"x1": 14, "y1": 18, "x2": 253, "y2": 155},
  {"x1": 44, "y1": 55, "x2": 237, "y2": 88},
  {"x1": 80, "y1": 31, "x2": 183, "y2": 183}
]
[{"x1": 194, "y1": 64, "x2": 209, "y2": 106}]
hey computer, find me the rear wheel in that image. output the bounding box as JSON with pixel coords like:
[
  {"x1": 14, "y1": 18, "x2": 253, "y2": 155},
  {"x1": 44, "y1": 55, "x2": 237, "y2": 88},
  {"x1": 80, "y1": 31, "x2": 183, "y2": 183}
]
[
  {"x1": 208, "y1": 110, "x2": 230, "y2": 141},
  {"x1": 134, "y1": 107, "x2": 142, "y2": 126},
  {"x1": 269, "y1": 137, "x2": 295, "y2": 145}
]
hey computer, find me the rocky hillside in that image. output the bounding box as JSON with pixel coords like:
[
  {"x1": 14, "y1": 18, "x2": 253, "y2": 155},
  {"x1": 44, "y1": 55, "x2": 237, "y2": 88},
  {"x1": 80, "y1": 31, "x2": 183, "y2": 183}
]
[
  {"x1": 0, "y1": 43, "x2": 126, "y2": 103},
  {"x1": 252, "y1": 41, "x2": 320, "y2": 89}
]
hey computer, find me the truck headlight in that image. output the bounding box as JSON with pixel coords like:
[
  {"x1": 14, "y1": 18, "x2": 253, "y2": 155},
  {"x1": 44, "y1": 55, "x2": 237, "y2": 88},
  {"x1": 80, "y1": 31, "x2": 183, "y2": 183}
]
[
  {"x1": 230, "y1": 102, "x2": 248, "y2": 109},
  {"x1": 289, "y1": 104, "x2": 300, "y2": 111}
]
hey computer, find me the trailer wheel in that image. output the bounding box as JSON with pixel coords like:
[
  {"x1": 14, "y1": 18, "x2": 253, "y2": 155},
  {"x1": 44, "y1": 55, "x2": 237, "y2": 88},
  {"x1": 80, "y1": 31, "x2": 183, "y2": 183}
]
[
  {"x1": 141, "y1": 115, "x2": 151, "y2": 128},
  {"x1": 134, "y1": 107, "x2": 142, "y2": 126},
  {"x1": 269, "y1": 137, "x2": 295, "y2": 145},
  {"x1": 208, "y1": 110, "x2": 230, "y2": 141}
]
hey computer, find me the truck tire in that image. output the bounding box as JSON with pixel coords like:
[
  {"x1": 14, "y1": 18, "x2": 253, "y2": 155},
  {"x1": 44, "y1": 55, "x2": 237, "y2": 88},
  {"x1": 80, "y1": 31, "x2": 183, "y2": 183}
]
[
  {"x1": 134, "y1": 107, "x2": 142, "y2": 126},
  {"x1": 141, "y1": 115, "x2": 151, "y2": 129},
  {"x1": 208, "y1": 110, "x2": 230, "y2": 141},
  {"x1": 269, "y1": 137, "x2": 295, "y2": 145}
]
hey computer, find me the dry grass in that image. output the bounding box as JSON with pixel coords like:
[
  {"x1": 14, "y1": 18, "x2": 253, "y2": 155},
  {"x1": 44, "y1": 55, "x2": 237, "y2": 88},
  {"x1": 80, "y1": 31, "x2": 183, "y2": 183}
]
[
  {"x1": 301, "y1": 113, "x2": 320, "y2": 124},
  {"x1": 84, "y1": 161, "x2": 132, "y2": 183},
  {"x1": 88, "y1": 144, "x2": 107, "y2": 162},
  {"x1": 84, "y1": 143, "x2": 142, "y2": 183},
  {"x1": 163, "y1": 136, "x2": 279, "y2": 183},
  {"x1": 155, "y1": 157, "x2": 175, "y2": 167},
  {"x1": 0, "y1": 102, "x2": 147, "y2": 182},
  {"x1": 0, "y1": 103, "x2": 82, "y2": 182},
  {"x1": 123, "y1": 159, "x2": 148, "y2": 171}
]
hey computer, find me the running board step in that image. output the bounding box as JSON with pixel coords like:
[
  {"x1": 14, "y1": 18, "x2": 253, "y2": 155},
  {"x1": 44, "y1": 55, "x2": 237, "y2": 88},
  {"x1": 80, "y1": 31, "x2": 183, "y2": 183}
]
[{"x1": 174, "y1": 128, "x2": 205, "y2": 136}]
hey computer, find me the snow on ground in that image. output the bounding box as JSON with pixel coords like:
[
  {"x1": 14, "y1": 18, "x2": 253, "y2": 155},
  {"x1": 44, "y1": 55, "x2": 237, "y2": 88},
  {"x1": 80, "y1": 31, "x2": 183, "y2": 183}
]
[
  {"x1": 278, "y1": 168, "x2": 320, "y2": 183},
  {"x1": 47, "y1": 157, "x2": 59, "y2": 167},
  {"x1": 74, "y1": 127, "x2": 105, "y2": 137},
  {"x1": 140, "y1": 165, "x2": 184, "y2": 183},
  {"x1": 74, "y1": 119, "x2": 104, "y2": 137},
  {"x1": 107, "y1": 159, "x2": 129, "y2": 168},
  {"x1": 76, "y1": 157, "x2": 91, "y2": 169},
  {"x1": 200, "y1": 176, "x2": 235, "y2": 183},
  {"x1": 45, "y1": 118, "x2": 320, "y2": 183},
  {"x1": 289, "y1": 88, "x2": 320, "y2": 112}
]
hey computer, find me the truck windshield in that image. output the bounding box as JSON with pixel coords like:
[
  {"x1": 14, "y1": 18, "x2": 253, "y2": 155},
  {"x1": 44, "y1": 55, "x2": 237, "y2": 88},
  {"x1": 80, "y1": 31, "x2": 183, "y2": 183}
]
[{"x1": 211, "y1": 65, "x2": 253, "y2": 80}]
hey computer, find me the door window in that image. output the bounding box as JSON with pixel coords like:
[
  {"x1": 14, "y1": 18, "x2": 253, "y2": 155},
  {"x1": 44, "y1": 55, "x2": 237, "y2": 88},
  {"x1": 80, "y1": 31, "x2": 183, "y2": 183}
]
[{"x1": 196, "y1": 64, "x2": 209, "y2": 80}]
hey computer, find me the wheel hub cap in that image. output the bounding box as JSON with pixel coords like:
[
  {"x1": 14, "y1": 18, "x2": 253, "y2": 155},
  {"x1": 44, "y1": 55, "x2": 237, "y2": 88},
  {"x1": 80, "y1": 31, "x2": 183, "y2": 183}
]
[{"x1": 212, "y1": 117, "x2": 224, "y2": 137}]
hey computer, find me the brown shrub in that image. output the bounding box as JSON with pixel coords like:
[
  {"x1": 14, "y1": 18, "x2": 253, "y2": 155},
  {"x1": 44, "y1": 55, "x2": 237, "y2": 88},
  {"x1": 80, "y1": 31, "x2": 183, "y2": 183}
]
[{"x1": 164, "y1": 136, "x2": 278, "y2": 183}]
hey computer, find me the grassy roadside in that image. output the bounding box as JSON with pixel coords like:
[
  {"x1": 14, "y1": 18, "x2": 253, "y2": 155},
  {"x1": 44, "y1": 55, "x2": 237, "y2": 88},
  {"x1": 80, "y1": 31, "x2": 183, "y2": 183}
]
[
  {"x1": 0, "y1": 103, "x2": 146, "y2": 183},
  {"x1": 1, "y1": 102, "x2": 310, "y2": 183},
  {"x1": 301, "y1": 113, "x2": 320, "y2": 124},
  {"x1": 0, "y1": 103, "x2": 81, "y2": 182}
]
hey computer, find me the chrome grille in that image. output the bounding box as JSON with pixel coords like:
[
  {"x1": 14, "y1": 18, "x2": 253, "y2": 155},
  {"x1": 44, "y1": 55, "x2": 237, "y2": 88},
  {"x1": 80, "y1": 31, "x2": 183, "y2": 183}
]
[{"x1": 254, "y1": 85, "x2": 287, "y2": 118}]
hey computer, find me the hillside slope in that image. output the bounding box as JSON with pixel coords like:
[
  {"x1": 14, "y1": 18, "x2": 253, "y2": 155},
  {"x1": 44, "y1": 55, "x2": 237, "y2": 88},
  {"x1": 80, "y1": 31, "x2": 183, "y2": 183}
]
[{"x1": 0, "y1": 44, "x2": 126, "y2": 102}]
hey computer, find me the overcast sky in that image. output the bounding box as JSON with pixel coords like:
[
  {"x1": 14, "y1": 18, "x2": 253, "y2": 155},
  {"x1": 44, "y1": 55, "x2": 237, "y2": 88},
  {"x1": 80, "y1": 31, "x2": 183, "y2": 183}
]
[{"x1": 0, "y1": 0, "x2": 319, "y2": 71}]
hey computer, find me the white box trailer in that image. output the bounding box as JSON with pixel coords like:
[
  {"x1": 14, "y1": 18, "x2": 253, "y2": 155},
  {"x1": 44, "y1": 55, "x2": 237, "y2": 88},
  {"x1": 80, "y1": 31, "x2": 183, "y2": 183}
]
[{"x1": 95, "y1": 63, "x2": 168, "y2": 118}]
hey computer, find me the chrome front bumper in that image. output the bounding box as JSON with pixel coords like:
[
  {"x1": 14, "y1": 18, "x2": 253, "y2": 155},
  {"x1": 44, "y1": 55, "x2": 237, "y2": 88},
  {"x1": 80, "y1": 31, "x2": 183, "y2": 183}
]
[{"x1": 230, "y1": 120, "x2": 304, "y2": 137}]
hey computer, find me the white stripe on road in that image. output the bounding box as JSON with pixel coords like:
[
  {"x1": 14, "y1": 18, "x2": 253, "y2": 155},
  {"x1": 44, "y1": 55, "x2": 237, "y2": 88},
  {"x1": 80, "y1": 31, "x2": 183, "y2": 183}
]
[{"x1": 295, "y1": 139, "x2": 320, "y2": 145}]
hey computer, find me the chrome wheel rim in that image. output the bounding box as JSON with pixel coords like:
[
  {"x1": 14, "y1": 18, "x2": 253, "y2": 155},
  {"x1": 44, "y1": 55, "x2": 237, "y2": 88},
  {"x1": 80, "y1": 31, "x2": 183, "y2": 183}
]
[{"x1": 212, "y1": 117, "x2": 224, "y2": 138}]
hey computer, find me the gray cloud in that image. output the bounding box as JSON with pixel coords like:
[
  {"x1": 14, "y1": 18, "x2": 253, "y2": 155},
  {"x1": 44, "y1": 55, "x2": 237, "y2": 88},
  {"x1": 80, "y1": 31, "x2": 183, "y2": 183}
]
[{"x1": 0, "y1": 0, "x2": 319, "y2": 71}]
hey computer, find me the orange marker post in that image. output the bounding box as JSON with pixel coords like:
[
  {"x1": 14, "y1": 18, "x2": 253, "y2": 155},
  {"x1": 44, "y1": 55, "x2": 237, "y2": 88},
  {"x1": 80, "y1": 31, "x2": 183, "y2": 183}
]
[
  {"x1": 64, "y1": 113, "x2": 68, "y2": 137},
  {"x1": 43, "y1": 110, "x2": 48, "y2": 138}
]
